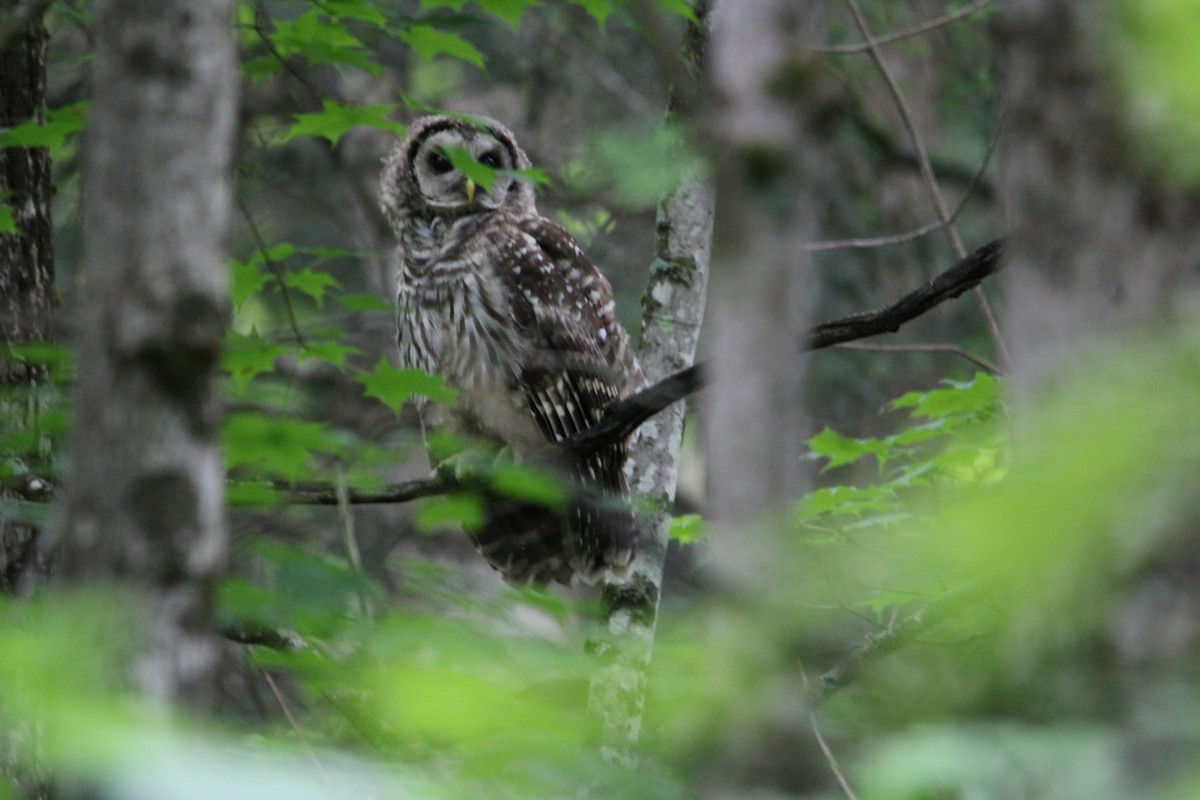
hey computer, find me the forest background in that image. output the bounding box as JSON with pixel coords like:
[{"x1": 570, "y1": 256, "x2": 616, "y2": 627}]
[{"x1": 3, "y1": 1, "x2": 1200, "y2": 798}]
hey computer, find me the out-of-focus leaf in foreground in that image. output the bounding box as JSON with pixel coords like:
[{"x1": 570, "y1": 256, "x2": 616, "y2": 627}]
[{"x1": 1112, "y1": 0, "x2": 1200, "y2": 183}]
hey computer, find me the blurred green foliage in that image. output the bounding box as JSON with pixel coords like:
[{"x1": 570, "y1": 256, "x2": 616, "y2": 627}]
[
  {"x1": 5, "y1": 1, "x2": 1200, "y2": 798},
  {"x1": 1112, "y1": 0, "x2": 1200, "y2": 183},
  {"x1": 8, "y1": 332, "x2": 1200, "y2": 798}
]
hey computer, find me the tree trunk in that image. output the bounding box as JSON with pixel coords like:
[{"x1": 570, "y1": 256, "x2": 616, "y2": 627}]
[
  {"x1": 1001, "y1": 0, "x2": 1200, "y2": 392},
  {"x1": 55, "y1": 0, "x2": 238, "y2": 705},
  {"x1": 998, "y1": 0, "x2": 1200, "y2": 780},
  {"x1": 589, "y1": 3, "x2": 715, "y2": 760},
  {"x1": 704, "y1": 0, "x2": 827, "y2": 545},
  {"x1": 0, "y1": 3, "x2": 54, "y2": 593}
]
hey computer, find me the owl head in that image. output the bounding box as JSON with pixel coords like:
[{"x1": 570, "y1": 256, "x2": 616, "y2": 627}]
[{"x1": 381, "y1": 115, "x2": 536, "y2": 229}]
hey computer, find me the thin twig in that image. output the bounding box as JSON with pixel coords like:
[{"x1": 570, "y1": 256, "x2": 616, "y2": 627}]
[
  {"x1": 808, "y1": 109, "x2": 1002, "y2": 253},
  {"x1": 842, "y1": 0, "x2": 1009, "y2": 365},
  {"x1": 811, "y1": 714, "x2": 861, "y2": 800},
  {"x1": 259, "y1": 662, "x2": 330, "y2": 782},
  {"x1": 809, "y1": 0, "x2": 995, "y2": 54},
  {"x1": 843, "y1": 0, "x2": 964, "y2": 256},
  {"x1": 806, "y1": 219, "x2": 945, "y2": 252},
  {"x1": 834, "y1": 342, "x2": 1000, "y2": 374},
  {"x1": 250, "y1": 2, "x2": 328, "y2": 105},
  {"x1": 336, "y1": 465, "x2": 371, "y2": 621},
  {"x1": 235, "y1": 192, "x2": 307, "y2": 347}
]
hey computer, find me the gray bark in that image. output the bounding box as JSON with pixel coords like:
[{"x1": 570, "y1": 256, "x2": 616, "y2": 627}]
[
  {"x1": 55, "y1": 0, "x2": 238, "y2": 704},
  {"x1": 0, "y1": 3, "x2": 54, "y2": 593},
  {"x1": 589, "y1": 0, "x2": 715, "y2": 757},
  {"x1": 590, "y1": 172, "x2": 714, "y2": 759}
]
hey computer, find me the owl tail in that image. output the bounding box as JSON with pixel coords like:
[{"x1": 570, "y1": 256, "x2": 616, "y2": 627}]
[
  {"x1": 472, "y1": 496, "x2": 576, "y2": 586},
  {"x1": 471, "y1": 479, "x2": 639, "y2": 587}
]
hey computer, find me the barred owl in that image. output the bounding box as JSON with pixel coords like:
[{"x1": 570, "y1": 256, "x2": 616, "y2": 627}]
[{"x1": 380, "y1": 115, "x2": 645, "y2": 586}]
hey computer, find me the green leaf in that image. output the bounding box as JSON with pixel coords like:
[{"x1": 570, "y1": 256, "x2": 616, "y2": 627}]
[
  {"x1": 401, "y1": 24, "x2": 486, "y2": 68},
  {"x1": 282, "y1": 267, "x2": 341, "y2": 306},
  {"x1": 570, "y1": 0, "x2": 616, "y2": 24},
  {"x1": 298, "y1": 341, "x2": 360, "y2": 368},
  {"x1": 655, "y1": 0, "x2": 698, "y2": 22},
  {"x1": 442, "y1": 144, "x2": 500, "y2": 192},
  {"x1": 417, "y1": 0, "x2": 539, "y2": 26},
  {"x1": 477, "y1": 0, "x2": 540, "y2": 26},
  {"x1": 490, "y1": 462, "x2": 567, "y2": 509},
  {"x1": 796, "y1": 484, "x2": 899, "y2": 522},
  {"x1": 223, "y1": 411, "x2": 333, "y2": 481},
  {"x1": 669, "y1": 514, "x2": 707, "y2": 544},
  {"x1": 358, "y1": 359, "x2": 458, "y2": 413},
  {"x1": 2, "y1": 342, "x2": 75, "y2": 374},
  {"x1": 284, "y1": 100, "x2": 406, "y2": 146},
  {"x1": 242, "y1": 55, "x2": 282, "y2": 81},
  {"x1": 230, "y1": 258, "x2": 274, "y2": 310},
  {"x1": 807, "y1": 426, "x2": 885, "y2": 470},
  {"x1": 320, "y1": 0, "x2": 389, "y2": 26},
  {"x1": 416, "y1": 493, "x2": 487, "y2": 532},
  {"x1": 222, "y1": 540, "x2": 379, "y2": 636},
  {"x1": 226, "y1": 482, "x2": 286, "y2": 507},
  {"x1": 269, "y1": 11, "x2": 382, "y2": 75},
  {"x1": 892, "y1": 372, "x2": 1000, "y2": 420},
  {"x1": 222, "y1": 331, "x2": 288, "y2": 391},
  {"x1": 0, "y1": 103, "x2": 88, "y2": 151},
  {"x1": 506, "y1": 166, "x2": 552, "y2": 186},
  {"x1": 339, "y1": 293, "x2": 393, "y2": 312},
  {"x1": 0, "y1": 204, "x2": 15, "y2": 235}
]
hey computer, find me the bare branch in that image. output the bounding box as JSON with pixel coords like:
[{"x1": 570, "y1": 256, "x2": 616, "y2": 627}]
[
  {"x1": 808, "y1": 580, "x2": 987, "y2": 706},
  {"x1": 841, "y1": 0, "x2": 1009, "y2": 364},
  {"x1": 235, "y1": 192, "x2": 308, "y2": 347},
  {"x1": 811, "y1": 714, "x2": 861, "y2": 800},
  {"x1": 269, "y1": 477, "x2": 447, "y2": 505},
  {"x1": 808, "y1": 110, "x2": 1003, "y2": 253},
  {"x1": 808, "y1": 0, "x2": 995, "y2": 55},
  {"x1": 808, "y1": 238, "x2": 1004, "y2": 350}
]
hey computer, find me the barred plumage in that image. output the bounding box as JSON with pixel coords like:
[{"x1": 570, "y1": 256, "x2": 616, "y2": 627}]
[{"x1": 381, "y1": 115, "x2": 644, "y2": 585}]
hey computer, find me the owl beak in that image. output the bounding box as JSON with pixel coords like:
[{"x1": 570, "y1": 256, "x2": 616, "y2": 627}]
[{"x1": 465, "y1": 177, "x2": 477, "y2": 204}]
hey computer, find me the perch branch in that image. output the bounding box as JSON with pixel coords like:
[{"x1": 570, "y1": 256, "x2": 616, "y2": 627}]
[
  {"x1": 267, "y1": 238, "x2": 1004, "y2": 506},
  {"x1": 0, "y1": 241, "x2": 1005, "y2": 514}
]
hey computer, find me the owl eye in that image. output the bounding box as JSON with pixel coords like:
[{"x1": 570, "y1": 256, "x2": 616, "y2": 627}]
[
  {"x1": 479, "y1": 151, "x2": 502, "y2": 169},
  {"x1": 427, "y1": 151, "x2": 454, "y2": 175}
]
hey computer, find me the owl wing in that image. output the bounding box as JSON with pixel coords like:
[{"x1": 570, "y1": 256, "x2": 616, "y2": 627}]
[
  {"x1": 484, "y1": 213, "x2": 641, "y2": 580},
  {"x1": 498, "y1": 214, "x2": 639, "y2": 452}
]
